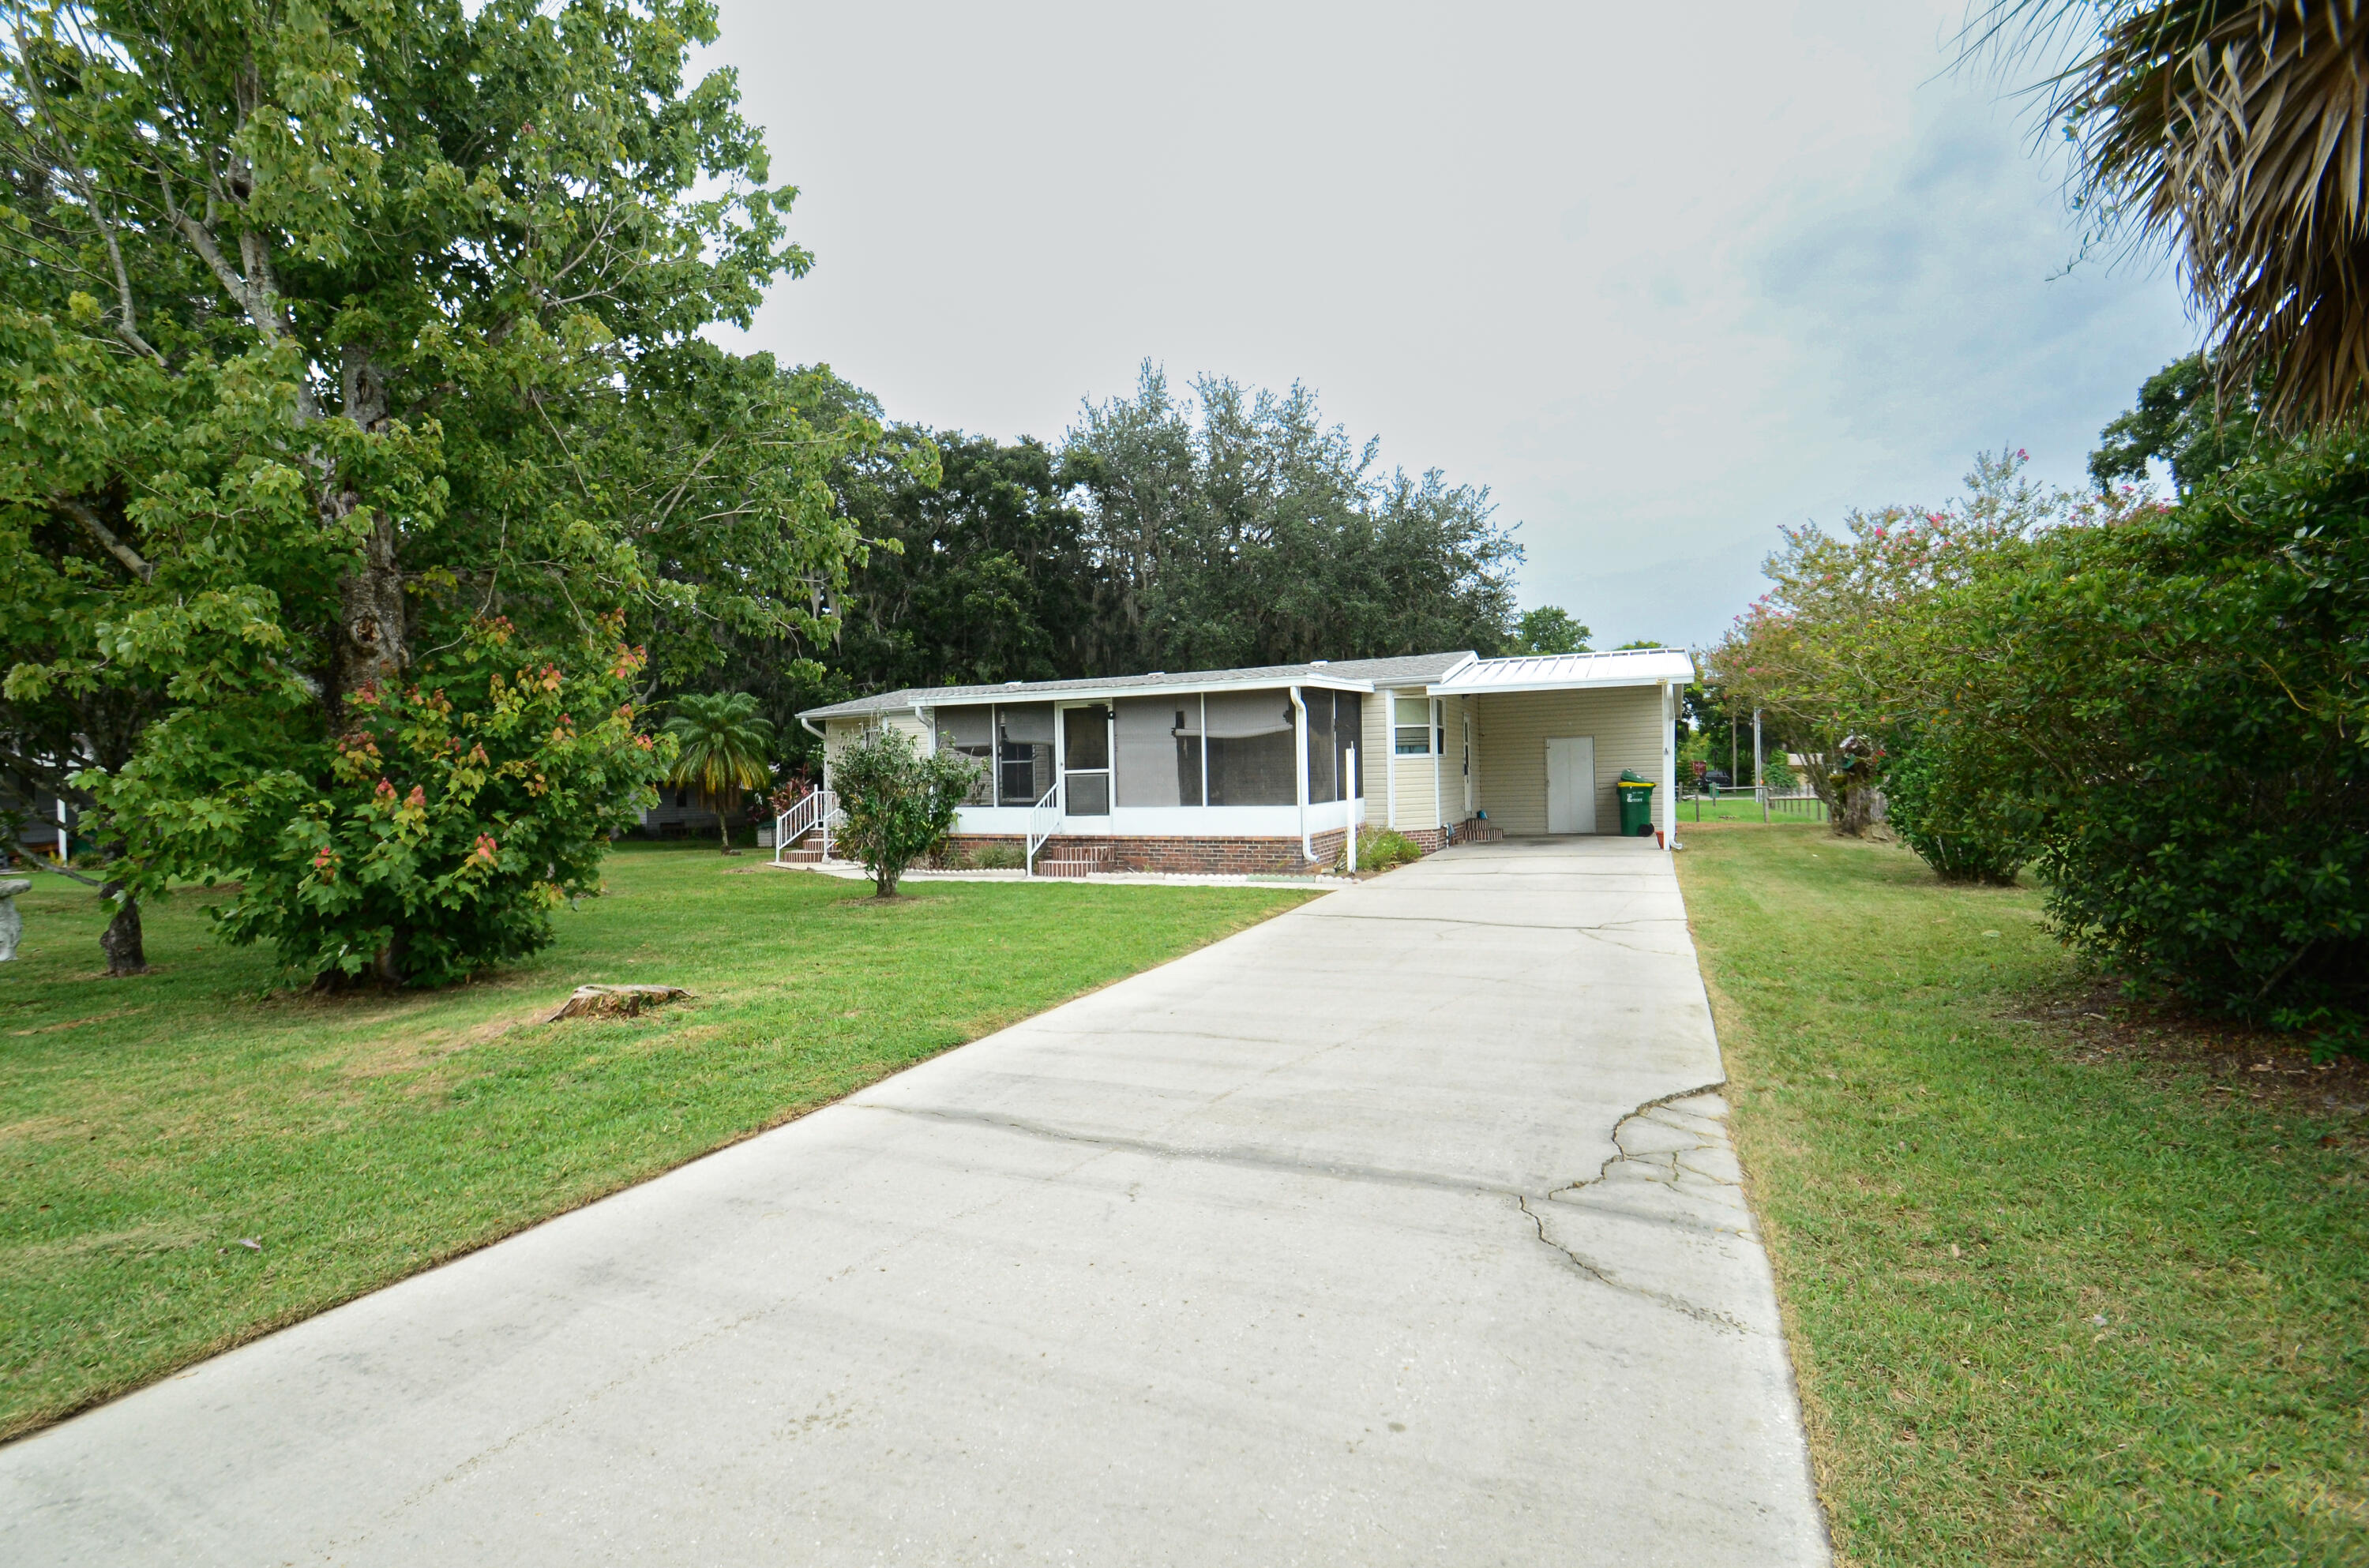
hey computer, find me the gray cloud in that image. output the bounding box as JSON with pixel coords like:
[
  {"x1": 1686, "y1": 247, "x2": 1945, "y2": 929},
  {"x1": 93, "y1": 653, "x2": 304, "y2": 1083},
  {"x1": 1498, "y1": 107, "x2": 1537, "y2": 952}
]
[{"x1": 704, "y1": 1, "x2": 2194, "y2": 652}]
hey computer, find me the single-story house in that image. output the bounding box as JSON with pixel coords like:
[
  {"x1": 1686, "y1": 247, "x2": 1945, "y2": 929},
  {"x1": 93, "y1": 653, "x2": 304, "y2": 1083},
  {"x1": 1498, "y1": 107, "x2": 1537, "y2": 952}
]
[{"x1": 793, "y1": 647, "x2": 1696, "y2": 874}]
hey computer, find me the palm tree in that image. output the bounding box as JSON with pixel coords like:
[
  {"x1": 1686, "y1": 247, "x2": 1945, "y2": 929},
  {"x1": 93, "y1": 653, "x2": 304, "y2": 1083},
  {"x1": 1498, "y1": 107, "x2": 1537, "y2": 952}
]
[
  {"x1": 1985, "y1": 2, "x2": 2369, "y2": 426},
  {"x1": 663, "y1": 692, "x2": 777, "y2": 853}
]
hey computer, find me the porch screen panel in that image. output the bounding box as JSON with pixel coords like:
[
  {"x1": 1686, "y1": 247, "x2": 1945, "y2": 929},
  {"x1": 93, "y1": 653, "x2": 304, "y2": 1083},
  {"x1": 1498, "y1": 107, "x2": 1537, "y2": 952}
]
[
  {"x1": 1305, "y1": 690, "x2": 1336, "y2": 802},
  {"x1": 996, "y1": 703, "x2": 1055, "y2": 805},
  {"x1": 1203, "y1": 689, "x2": 1296, "y2": 805},
  {"x1": 1335, "y1": 692, "x2": 1363, "y2": 797},
  {"x1": 935, "y1": 704, "x2": 995, "y2": 805},
  {"x1": 1114, "y1": 696, "x2": 1203, "y2": 807}
]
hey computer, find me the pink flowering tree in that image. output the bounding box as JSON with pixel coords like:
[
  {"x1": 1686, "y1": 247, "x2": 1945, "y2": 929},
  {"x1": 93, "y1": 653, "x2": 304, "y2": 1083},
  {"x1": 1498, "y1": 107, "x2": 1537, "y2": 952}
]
[{"x1": 1705, "y1": 450, "x2": 2140, "y2": 837}]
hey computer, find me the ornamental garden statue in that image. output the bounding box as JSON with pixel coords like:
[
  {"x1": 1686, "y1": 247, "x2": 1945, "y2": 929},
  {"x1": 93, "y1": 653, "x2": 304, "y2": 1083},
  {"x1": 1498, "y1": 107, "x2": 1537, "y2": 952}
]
[{"x1": 0, "y1": 876, "x2": 28, "y2": 962}]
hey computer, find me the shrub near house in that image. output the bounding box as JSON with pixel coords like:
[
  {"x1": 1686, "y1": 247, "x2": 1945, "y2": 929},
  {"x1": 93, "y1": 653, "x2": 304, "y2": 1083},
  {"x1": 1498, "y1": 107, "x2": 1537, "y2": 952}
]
[{"x1": 833, "y1": 730, "x2": 981, "y2": 897}]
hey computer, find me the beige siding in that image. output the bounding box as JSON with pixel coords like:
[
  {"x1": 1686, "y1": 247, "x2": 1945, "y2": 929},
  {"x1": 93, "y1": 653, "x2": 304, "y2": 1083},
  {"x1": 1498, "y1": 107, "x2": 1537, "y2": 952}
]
[
  {"x1": 1373, "y1": 688, "x2": 1445, "y2": 830},
  {"x1": 1471, "y1": 686, "x2": 1665, "y2": 835},
  {"x1": 1360, "y1": 692, "x2": 1392, "y2": 816},
  {"x1": 820, "y1": 711, "x2": 924, "y2": 787}
]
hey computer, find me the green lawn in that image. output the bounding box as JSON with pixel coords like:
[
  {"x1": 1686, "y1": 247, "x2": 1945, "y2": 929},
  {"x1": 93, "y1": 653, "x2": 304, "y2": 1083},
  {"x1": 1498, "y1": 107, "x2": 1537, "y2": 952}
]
[
  {"x1": 0, "y1": 846, "x2": 1308, "y2": 1440},
  {"x1": 1679, "y1": 823, "x2": 2369, "y2": 1566}
]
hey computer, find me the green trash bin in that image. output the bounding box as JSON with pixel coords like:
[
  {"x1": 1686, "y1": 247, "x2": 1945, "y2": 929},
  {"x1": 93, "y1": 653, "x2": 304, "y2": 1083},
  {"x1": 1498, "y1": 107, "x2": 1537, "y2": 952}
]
[{"x1": 1615, "y1": 771, "x2": 1656, "y2": 837}]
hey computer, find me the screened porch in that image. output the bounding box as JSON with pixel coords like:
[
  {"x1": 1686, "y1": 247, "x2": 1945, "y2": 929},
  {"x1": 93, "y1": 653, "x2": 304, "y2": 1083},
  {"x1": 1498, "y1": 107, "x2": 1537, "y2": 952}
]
[{"x1": 923, "y1": 686, "x2": 1365, "y2": 840}]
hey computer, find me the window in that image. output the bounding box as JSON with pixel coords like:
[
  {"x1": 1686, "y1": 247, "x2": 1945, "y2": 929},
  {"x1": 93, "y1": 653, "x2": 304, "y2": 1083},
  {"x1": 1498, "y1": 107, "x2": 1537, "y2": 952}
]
[
  {"x1": 996, "y1": 703, "x2": 1055, "y2": 805},
  {"x1": 935, "y1": 704, "x2": 995, "y2": 805},
  {"x1": 1115, "y1": 696, "x2": 1203, "y2": 806},
  {"x1": 1203, "y1": 689, "x2": 1297, "y2": 805},
  {"x1": 1394, "y1": 695, "x2": 1432, "y2": 756}
]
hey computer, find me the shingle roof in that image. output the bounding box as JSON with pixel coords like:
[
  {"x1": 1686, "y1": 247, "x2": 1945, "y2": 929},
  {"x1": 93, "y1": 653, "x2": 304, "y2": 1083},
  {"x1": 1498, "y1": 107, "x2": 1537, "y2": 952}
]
[{"x1": 798, "y1": 651, "x2": 1479, "y2": 722}]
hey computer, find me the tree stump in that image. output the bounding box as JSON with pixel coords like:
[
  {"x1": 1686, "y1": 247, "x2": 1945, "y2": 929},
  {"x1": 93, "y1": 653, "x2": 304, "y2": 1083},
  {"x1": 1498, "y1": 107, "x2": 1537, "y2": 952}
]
[{"x1": 545, "y1": 984, "x2": 692, "y2": 1022}]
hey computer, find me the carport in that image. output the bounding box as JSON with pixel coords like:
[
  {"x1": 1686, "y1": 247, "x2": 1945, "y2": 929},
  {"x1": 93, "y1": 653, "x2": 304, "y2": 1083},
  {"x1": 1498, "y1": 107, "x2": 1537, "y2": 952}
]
[{"x1": 1375, "y1": 647, "x2": 1696, "y2": 847}]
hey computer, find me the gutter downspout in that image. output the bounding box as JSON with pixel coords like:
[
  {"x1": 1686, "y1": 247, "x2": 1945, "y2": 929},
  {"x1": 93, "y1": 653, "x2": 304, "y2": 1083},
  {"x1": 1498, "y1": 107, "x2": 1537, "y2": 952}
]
[
  {"x1": 1289, "y1": 685, "x2": 1312, "y2": 863},
  {"x1": 1384, "y1": 689, "x2": 1398, "y2": 830}
]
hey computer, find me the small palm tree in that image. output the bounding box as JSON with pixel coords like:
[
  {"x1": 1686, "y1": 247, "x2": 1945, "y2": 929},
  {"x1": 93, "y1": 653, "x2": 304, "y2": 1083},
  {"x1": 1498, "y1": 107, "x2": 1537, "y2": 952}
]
[{"x1": 663, "y1": 692, "x2": 776, "y2": 853}]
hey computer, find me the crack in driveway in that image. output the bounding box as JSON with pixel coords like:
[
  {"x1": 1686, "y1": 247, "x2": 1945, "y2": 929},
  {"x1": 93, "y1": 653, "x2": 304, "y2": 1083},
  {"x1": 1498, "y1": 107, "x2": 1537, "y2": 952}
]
[{"x1": 869, "y1": 1078, "x2": 1759, "y2": 1334}]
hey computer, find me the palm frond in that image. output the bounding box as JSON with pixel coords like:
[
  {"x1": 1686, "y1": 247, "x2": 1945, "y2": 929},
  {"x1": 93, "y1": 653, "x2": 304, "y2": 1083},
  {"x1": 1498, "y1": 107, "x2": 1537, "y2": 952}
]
[
  {"x1": 662, "y1": 691, "x2": 776, "y2": 799},
  {"x1": 1997, "y1": 1, "x2": 2369, "y2": 426}
]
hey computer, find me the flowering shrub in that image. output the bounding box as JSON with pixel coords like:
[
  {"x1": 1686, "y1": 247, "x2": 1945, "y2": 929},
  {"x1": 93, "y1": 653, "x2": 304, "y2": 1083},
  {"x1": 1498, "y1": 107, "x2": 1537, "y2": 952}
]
[{"x1": 98, "y1": 617, "x2": 670, "y2": 985}]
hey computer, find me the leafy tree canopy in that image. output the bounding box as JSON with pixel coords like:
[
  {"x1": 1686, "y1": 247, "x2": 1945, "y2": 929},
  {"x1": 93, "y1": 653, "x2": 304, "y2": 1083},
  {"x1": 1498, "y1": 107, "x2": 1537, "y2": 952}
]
[
  {"x1": 2088, "y1": 351, "x2": 2270, "y2": 496},
  {"x1": 1511, "y1": 606, "x2": 1589, "y2": 655},
  {"x1": 0, "y1": 0, "x2": 868, "y2": 982}
]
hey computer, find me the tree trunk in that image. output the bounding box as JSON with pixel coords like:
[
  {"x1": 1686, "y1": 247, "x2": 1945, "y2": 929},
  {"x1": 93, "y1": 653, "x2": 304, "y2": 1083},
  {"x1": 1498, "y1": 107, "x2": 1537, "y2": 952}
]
[
  {"x1": 327, "y1": 351, "x2": 407, "y2": 716},
  {"x1": 99, "y1": 883, "x2": 148, "y2": 976},
  {"x1": 718, "y1": 796, "x2": 734, "y2": 854},
  {"x1": 372, "y1": 921, "x2": 408, "y2": 988}
]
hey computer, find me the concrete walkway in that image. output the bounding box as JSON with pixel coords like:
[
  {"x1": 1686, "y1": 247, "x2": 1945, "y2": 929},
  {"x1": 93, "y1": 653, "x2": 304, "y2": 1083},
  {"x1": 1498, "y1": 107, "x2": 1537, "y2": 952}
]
[{"x1": 2, "y1": 838, "x2": 1828, "y2": 1566}]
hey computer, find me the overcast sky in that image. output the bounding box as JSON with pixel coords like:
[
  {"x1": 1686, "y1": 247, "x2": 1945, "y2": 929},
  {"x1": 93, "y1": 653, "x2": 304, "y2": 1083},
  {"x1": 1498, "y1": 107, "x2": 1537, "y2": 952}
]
[{"x1": 700, "y1": 0, "x2": 2194, "y2": 650}]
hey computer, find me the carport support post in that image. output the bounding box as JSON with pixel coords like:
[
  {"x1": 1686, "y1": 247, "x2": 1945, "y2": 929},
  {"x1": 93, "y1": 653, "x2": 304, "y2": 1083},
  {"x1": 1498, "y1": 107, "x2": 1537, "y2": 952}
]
[
  {"x1": 1346, "y1": 743, "x2": 1358, "y2": 871},
  {"x1": 1661, "y1": 681, "x2": 1676, "y2": 849}
]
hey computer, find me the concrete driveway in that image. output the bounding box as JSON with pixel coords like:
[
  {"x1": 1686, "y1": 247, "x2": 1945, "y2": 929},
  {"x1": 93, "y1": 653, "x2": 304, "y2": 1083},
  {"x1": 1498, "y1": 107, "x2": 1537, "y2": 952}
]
[{"x1": 2, "y1": 838, "x2": 1828, "y2": 1566}]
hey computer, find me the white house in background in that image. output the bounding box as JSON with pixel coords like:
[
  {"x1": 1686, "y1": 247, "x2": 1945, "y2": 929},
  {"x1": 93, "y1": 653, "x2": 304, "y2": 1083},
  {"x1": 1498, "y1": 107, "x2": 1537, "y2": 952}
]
[{"x1": 790, "y1": 647, "x2": 1695, "y2": 875}]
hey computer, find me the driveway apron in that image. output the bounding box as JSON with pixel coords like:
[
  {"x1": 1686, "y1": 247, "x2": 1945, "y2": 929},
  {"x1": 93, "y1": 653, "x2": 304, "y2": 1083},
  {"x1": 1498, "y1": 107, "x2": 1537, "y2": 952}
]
[{"x1": 2, "y1": 837, "x2": 1829, "y2": 1566}]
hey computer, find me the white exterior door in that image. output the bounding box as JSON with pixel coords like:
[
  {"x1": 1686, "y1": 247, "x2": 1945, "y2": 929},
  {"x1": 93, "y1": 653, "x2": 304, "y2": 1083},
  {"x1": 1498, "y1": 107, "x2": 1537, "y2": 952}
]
[{"x1": 1545, "y1": 736, "x2": 1596, "y2": 835}]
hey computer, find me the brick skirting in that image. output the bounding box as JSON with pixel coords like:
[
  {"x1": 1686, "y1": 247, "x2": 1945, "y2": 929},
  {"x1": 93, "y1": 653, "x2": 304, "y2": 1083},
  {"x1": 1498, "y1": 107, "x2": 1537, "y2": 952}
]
[{"x1": 939, "y1": 831, "x2": 1349, "y2": 876}]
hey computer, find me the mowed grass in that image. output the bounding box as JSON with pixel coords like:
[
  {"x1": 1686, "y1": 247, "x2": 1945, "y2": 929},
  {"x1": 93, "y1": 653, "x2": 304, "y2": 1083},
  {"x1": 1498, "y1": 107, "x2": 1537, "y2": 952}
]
[
  {"x1": 1678, "y1": 823, "x2": 2369, "y2": 1566},
  {"x1": 0, "y1": 845, "x2": 1309, "y2": 1440}
]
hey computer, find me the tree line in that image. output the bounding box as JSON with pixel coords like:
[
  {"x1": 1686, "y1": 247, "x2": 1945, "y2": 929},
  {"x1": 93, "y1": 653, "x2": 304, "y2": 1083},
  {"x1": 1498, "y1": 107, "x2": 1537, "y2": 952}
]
[{"x1": 714, "y1": 362, "x2": 1568, "y2": 774}]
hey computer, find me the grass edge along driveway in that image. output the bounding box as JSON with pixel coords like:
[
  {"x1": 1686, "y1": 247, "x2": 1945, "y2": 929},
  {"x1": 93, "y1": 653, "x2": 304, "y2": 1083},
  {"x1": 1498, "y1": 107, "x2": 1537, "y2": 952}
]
[
  {"x1": 1678, "y1": 823, "x2": 2367, "y2": 1568},
  {"x1": 0, "y1": 846, "x2": 1312, "y2": 1442}
]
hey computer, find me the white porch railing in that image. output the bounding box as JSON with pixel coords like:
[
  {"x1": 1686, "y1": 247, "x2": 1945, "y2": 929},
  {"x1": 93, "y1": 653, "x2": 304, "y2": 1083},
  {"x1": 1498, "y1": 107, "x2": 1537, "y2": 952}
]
[
  {"x1": 1024, "y1": 785, "x2": 1061, "y2": 876},
  {"x1": 774, "y1": 789, "x2": 843, "y2": 864}
]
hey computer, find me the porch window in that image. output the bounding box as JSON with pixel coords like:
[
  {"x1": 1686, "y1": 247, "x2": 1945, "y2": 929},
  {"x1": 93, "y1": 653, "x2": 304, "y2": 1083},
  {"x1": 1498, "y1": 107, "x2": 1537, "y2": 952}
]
[
  {"x1": 1300, "y1": 690, "x2": 1362, "y2": 802},
  {"x1": 1203, "y1": 690, "x2": 1297, "y2": 805},
  {"x1": 996, "y1": 703, "x2": 1055, "y2": 805},
  {"x1": 935, "y1": 704, "x2": 995, "y2": 805},
  {"x1": 1114, "y1": 696, "x2": 1203, "y2": 806},
  {"x1": 1335, "y1": 691, "x2": 1363, "y2": 798},
  {"x1": 1394, "y1": 696, "x2": 1431, "y2": 756},
  {"x1": 1305, "y1": 688, "x2": 1335, "y2": 801}
]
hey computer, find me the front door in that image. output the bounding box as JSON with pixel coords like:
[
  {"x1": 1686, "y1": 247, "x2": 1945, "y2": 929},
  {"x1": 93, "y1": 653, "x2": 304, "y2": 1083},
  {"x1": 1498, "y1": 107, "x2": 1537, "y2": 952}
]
[
  {"x1": 1545, "y1": 736, "x2": 1596, "y2": 835},
  {"x1": 1061, "y1": 704, "x2": 1112, "y2": 817}
]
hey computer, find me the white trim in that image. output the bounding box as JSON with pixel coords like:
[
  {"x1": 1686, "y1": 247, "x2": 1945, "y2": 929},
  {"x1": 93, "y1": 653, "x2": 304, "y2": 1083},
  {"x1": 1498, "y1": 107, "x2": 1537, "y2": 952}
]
[
  {"x1": 818, "y1": 672, "x2": 1382, "y2": 724},
  {"x1": 1660, "y1": 681, "x2": 1678, "y2": 849},
  {"x1": 1384, "y1": 688, "x2": 1398, "y2": 829},
  {"x1": 950, "y1": 801, "x2": 1353, "y2": 838}
]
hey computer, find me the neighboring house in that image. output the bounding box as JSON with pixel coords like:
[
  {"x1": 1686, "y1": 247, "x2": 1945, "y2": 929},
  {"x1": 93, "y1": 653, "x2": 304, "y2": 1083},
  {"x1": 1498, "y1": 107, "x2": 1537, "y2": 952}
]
[
  {"x1": 638, "y1": 784, "x2": 727, "y2": 839},
  {"x1": 794, "y1": 647, "x2": 1695, "y2": 874}
]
